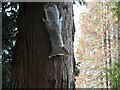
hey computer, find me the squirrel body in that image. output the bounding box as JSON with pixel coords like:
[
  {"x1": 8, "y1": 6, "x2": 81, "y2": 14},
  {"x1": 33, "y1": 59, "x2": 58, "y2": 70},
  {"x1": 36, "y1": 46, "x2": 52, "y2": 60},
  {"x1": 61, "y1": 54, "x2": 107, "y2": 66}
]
[{"x1": 43, "y1": 4, "x2": 69, "y2": 58}]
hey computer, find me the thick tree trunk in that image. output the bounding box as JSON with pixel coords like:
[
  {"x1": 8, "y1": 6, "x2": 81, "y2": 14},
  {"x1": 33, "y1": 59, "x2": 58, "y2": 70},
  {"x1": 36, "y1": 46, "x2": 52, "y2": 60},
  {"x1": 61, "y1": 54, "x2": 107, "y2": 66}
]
[
  {"x1": 11, "y1": 2, "x2": 75, "y2": 88},
  {"x1": 0, "y1": 6, "x2": 2, "y2": 89}
]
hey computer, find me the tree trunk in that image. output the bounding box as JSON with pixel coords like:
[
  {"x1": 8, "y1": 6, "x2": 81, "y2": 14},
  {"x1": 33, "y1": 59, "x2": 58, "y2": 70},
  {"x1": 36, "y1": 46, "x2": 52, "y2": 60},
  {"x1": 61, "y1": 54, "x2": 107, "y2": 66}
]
[
  {"x1": 0, "y1": 5, "x2": 2, "y2": 89},
  {"x1": 10, "y1": 2, "x2": 75, "y2": 89}
]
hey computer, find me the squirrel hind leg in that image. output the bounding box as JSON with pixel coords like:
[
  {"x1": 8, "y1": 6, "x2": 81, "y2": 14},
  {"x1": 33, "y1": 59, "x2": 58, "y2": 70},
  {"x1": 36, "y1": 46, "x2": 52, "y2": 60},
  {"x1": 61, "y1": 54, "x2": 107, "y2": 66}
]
[{"x1": 49, "y1": 46, "x2": 69, "y2": 59}]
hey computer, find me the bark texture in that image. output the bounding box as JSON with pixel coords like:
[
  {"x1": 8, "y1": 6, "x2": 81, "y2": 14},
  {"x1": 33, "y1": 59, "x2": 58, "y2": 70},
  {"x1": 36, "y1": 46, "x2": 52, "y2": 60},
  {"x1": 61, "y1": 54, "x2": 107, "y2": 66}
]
[
  {"x1": 11, "y1": 2, "x2": 75, "y2": 88},
  {"x1": 0, "y1": 8, "x2": 2, "y2": 90}
]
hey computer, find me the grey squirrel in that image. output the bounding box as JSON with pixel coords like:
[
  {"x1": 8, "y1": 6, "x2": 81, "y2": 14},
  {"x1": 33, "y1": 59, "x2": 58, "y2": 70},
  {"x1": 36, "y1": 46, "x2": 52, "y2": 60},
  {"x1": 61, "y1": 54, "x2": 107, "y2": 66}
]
[{"x1": 42, "y1": 4, "x2": 69, "y2": 58}]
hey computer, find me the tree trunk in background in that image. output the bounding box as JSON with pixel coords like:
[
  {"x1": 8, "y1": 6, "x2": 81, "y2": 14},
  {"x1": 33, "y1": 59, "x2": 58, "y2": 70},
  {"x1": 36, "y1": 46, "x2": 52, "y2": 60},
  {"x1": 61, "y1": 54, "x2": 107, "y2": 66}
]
[
  {"x1": 10, "y1": 2, "x2": 75, "y2": 88},
  {"x1": 118, "y1": 22, "x2": 120, "y2": 63}
]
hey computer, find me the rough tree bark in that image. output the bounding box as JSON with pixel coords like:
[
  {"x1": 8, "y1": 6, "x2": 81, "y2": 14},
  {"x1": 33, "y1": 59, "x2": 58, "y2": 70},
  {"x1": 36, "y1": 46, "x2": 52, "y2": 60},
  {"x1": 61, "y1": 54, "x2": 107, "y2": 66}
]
[
  {"x1": 11, "y1": 2, "x2": 75, "y2": 88},
  {"x1": 0, "y1": 3, "x2": 2, "y2": 89}
]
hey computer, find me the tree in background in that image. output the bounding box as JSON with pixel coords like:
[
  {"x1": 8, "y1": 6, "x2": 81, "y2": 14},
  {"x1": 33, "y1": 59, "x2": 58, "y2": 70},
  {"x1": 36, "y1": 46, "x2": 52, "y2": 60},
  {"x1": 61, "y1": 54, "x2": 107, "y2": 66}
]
[
  {"x1": 103, "y1": 1, "x2": 120, "y2": 89},
  {"x1": 74, "y1": 1, "x2": 119, "y2": 88},
  {"x1": 2, "y1": 2, "x2": 18, "y2": 88}
]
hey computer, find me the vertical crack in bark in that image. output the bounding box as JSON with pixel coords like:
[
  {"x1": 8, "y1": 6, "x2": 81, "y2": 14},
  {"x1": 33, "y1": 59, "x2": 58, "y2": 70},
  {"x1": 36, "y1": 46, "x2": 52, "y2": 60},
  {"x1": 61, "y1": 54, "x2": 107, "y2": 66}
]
[{"x1": 66, "y1": 70, "x2": 69, "y2": 89}]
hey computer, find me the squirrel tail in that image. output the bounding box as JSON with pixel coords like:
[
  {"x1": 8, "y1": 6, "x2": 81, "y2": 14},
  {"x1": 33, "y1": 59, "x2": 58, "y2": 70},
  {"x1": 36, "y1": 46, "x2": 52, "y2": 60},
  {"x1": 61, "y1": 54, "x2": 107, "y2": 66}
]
[{"x1": 49, "y1": 46, "x2": 69, "y2": 59}]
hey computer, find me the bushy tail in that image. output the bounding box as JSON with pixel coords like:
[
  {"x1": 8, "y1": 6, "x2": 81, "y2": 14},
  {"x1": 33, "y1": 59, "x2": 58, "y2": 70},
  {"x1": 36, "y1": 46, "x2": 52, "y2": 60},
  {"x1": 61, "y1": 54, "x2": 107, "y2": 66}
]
[{"x1": 49, "y1": 46, "x2": 69, "y2": 59}]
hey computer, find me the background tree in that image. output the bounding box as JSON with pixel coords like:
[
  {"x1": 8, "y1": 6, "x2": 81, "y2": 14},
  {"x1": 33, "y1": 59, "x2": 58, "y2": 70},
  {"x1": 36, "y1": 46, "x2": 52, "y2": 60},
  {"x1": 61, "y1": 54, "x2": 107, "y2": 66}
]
[
  {"x1": 2, "y1": 2, "x2": 18, "y2": 88},
  {"x1": 74, "y1": 1, "x2": 119, "y2": 88}
]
